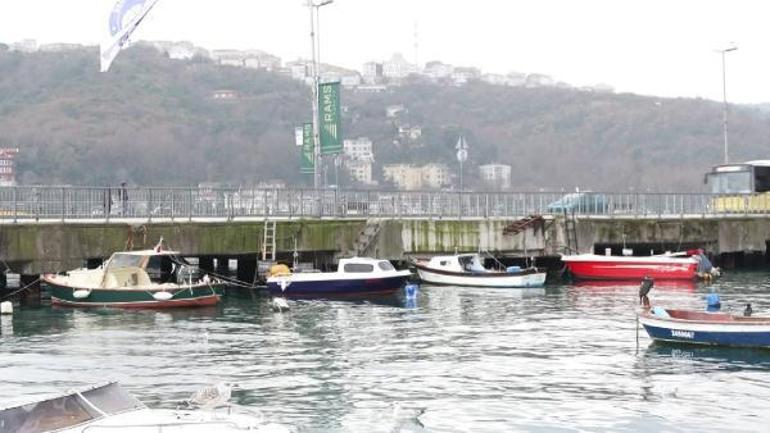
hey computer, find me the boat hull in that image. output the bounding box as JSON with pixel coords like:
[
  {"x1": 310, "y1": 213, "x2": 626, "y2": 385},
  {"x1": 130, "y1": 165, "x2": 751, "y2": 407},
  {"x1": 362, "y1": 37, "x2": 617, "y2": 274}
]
[
  {"x1": 414, "y1": 265, "x2": 546, "y2": 288},
  {"x1": 640, "y1": 313, "x2": 770, "y2": 348},
  {"x1": 47, "y1": 280, "x2": 224, "y2": 309},
  {"x1": 266, "y1": 275, "x2": 409, "y2": 298},
  {"x1": 563, "y1": 256, "x2": 697, "y2": 280}
]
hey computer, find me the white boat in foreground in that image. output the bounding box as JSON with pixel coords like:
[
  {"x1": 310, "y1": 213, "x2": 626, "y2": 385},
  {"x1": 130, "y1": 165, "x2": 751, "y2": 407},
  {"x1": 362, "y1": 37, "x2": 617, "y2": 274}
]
[
  {"x1": 413, "y1": 253, "x2": 547, "y2": 288},
  {"x1": 0, "y1": 382, "x2": 289, "y2": 433}
]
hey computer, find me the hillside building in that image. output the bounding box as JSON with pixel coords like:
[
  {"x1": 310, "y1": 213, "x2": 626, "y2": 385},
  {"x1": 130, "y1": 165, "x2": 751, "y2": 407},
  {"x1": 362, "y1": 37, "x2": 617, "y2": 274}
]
[
  {"x1": 343, "y1": 138, "x2": 375, "y2": 185},
  {"x1": 383, "y1": 163, "x2": 450, "y2": 190},
  {"x1": 0, "y1": 148, "x2": 19, "y2": 186},
  {"x1": 479, "y1": 164, "x2": 512, "y2": 190}
]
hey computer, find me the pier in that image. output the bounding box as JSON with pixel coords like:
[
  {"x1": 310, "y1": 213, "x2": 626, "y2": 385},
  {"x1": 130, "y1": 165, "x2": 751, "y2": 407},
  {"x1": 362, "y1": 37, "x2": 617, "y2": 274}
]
[{"x1": 0, "y1": 186, "x2": 769, "y2": 288}]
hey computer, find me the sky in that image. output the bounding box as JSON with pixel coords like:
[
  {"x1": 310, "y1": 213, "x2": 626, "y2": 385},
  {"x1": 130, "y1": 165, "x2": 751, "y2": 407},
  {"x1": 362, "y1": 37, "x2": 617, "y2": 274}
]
[{"x1": 0, "y1": 0, "x2": 768, "y2": 103}]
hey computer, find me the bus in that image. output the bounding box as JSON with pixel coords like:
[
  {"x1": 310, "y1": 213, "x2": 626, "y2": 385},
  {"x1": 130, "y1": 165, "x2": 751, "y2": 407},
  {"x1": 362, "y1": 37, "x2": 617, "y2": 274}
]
[{"x1": 705, "y1": 160, "x2": 770, "y2": 212}]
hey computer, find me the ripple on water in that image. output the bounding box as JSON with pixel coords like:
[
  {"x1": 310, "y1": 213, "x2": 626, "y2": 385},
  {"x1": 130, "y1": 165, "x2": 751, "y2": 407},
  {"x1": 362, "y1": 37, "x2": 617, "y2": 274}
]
[{"x1": 3, "y1": 274, "x2": 770, "y2": 432}]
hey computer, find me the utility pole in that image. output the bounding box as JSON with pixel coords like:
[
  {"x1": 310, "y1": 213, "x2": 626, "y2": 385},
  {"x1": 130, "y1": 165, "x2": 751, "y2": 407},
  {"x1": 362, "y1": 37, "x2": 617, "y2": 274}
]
[
  {"x1": 718, "y1": 45, "x2": 737, "y2": 164},
  {"x1": 307, "y1": 0, "x2": 334, "y2": 189}
]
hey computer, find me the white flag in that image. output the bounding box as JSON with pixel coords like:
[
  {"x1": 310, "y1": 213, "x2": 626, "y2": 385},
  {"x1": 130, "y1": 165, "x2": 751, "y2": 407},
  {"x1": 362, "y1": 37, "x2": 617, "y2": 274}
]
[{"x1": 100, "y1": 0, "x2": 161, "y2": 72}]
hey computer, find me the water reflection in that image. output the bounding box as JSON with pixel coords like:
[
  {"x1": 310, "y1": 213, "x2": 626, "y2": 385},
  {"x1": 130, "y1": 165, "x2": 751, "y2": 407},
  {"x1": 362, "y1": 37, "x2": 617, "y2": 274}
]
[{"x1": 2, "y1": 276, "x2": 770, "y2": 432}]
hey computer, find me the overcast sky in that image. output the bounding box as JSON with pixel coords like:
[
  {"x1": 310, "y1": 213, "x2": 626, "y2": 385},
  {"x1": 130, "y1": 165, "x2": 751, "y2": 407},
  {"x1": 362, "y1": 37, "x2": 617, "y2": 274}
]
[{"x1": 0, "y1": 0, "x2": 767, "y2": 103}]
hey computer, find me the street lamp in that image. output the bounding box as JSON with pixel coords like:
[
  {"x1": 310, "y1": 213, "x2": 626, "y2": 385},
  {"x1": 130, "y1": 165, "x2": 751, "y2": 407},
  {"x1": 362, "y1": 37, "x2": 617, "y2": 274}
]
[
  {"x1": 456, "y1": 135, "x2": 469, "y2": 191},
  {"x1": 307, "y1": 0, "x2": 335, "y2": 189},
  {"x1": 718, "y1": 44, "x2": 737, "y2": 164}
]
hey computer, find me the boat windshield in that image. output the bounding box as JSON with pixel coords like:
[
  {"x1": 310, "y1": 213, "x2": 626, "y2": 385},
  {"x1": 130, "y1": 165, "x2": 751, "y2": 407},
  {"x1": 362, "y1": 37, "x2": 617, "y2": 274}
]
[
  {"x1": 378, "y1": 261, "x2": 395, "y2": 271},
  {"x1": 0, "y1": 383, "x2": 143, "y2": 433},
  {"x1": 108, "y1": 254, "x2": 145, "y2": 270}
]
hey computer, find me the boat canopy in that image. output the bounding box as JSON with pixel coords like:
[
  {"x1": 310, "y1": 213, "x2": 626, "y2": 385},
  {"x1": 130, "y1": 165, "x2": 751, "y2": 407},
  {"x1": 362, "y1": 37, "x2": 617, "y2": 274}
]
[
  {"x1": 338, "y1": 257, "x2": 397, "y2": 274},
  {"x1": 0, "y1": 382, "x2": 143, "y2": 433},
  {"x1": 426, "y1": 254, "x2": 487, "y2": 273}
]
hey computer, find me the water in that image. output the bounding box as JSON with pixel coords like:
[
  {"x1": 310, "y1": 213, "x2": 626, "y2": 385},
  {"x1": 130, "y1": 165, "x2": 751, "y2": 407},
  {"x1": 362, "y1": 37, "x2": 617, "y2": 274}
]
[{"x1": 3, "y1": 273, "x2": 770, "y2": 432}]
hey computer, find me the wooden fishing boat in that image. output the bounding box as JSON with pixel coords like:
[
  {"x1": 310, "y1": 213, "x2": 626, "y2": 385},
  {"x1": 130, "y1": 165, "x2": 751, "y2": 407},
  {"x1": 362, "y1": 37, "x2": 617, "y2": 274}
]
[
  {"x1": 0, "y1": 382, "x2": 287, "y2": 432},
  {"x1": 412, "y1": 253, "x2": 546, "y2": 288},
  {"x1": 42, "y1": 244, "x2": 224, "y2": 308},
  {"x1": 640, "y1": 307, "x2": 770, "y2": 348},
  {"x1": 266, "y1": 257, "x2": 411, "y2": 298}
]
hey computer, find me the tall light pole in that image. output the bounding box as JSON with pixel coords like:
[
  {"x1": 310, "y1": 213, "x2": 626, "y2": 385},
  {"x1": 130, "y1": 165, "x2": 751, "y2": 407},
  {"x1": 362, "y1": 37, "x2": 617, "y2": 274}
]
[
  {"x1": 307, "y1": 0, "x2": 334, "y2": 189},
  {"x1": 718, "y1": 45, "x2": 737, "y2": 164},
  {"x1": 456, "y1": 135, "x2": 469, "y2": 191}
]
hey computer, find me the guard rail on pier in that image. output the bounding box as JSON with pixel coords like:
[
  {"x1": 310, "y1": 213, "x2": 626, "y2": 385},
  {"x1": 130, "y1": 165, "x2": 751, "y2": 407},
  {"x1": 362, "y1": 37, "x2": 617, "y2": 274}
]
[{"x1": 0, "y1": 186, "x2": 767, "y2": 222}]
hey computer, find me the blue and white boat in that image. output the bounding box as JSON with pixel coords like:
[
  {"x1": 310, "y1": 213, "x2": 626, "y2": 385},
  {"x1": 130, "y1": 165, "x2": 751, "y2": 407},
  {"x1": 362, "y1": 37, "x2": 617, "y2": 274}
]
[
  {"x1": 266, "y1": 257, "x2": 412, "y2": 298},
  {"x1": 640, "y1": 307, "x2": 770, "y2": 348}
]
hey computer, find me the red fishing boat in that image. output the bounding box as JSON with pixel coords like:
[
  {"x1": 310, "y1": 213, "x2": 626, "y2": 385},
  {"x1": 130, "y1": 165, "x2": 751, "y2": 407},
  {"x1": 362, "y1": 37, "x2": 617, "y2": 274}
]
[{"x1": 561, "y1": 250, "x2": 718, "y2": 281}]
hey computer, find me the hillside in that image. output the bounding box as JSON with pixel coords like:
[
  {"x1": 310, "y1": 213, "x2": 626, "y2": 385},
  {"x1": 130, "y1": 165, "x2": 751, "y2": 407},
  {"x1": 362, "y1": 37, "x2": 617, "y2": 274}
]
[{"x1": 0, "y1": 45, "x2": 768, "y2": 191}]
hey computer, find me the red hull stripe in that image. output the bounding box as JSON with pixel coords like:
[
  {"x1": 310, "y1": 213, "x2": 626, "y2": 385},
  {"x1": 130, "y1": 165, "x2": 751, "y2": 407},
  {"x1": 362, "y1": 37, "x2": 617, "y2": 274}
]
[{"x1": 51, "y1": 294, "x2": 221, "y2": 309}]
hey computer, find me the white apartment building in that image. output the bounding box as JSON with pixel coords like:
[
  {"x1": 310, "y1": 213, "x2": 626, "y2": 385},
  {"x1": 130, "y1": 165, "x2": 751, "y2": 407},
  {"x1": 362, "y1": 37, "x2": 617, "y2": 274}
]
[
  {"x1": 343, "y1": 138, "x2": 375, "y2": 185},
  {"x1": 362, "y1": 62, "x2": 384, "y2": 84},
  {"x1": 343, "y1": 138, "x2": 374, "y2": 162},
  {"x1": 383, "y1": 53, "x2": 418, "y2": 79},
  {"x1": 382, "y1": 163, "x2": 451, "y2": 190},
  {"x1": 479, "y1": 164, "x2": 512, "y2": 190}
]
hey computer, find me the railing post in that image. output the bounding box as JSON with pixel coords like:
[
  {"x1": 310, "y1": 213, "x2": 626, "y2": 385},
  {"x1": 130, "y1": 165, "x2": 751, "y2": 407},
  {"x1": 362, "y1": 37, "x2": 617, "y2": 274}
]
[
  {"x1": 147, "y1": 188, "x2": 153, "y2": 222},
  {"x1": 12, "y1": 186, "x2": 18, "y2": 223},
  {"x1": 189, "y1": 187, "x2": 193, "y2": 221},
  {"x1": 171, "y1": 189, "x2": 175, "y2": 221},
  {"x1": 61, "y1": 187, "x2": 66, "y2": 222}
]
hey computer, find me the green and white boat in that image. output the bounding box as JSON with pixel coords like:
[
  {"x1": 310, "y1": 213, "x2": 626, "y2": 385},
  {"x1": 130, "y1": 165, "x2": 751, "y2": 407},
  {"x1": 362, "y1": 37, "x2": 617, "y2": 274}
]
[{"x1": 43, "y1": 244, "x2": 224, "y2": 309}]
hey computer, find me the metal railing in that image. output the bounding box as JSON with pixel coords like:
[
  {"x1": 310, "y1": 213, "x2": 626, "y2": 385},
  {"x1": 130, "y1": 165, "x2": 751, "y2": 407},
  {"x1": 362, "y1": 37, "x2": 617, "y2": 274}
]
[{"x1": 0, "y1": 186, "x2": 768, "y2": 222}]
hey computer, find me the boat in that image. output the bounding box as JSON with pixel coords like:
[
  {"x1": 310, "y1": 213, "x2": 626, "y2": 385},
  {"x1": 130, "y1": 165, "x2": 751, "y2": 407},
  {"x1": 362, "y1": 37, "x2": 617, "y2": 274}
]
[
  {"x1": 266, "y1": 257, "x2": 411, "y2": 298},
  {"x1": 0, "y1": 382, "x2": 288, "y2": 432},
  {"x1": 640, "y1": 306, "x2": 770, "y2": 348},
  {"x1": 42, "y1": 242, "x2": 224, "y2": 308},
  {"x1": 561, "y1": 249, "x2": 718, "y2": 281},
  {"x1": 412, "y1": 253, "x2": 547, "y2": 288}
]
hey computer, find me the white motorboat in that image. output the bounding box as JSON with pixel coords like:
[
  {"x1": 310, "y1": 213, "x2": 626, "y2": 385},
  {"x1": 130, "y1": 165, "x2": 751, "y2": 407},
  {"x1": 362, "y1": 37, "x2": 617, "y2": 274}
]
[
  {"x1": 412, "y1": 253, "x2": 546, "y2": 288},
  {"x1": 0, "y1": 382, "x2": 289, "y2": 433}
]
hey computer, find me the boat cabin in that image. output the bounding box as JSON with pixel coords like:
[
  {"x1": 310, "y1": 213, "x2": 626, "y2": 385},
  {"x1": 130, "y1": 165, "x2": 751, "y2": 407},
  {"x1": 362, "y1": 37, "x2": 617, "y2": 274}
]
[
  {"x1": 337, "y1": 257, "x2": 397, "y2": 275},
  {"x1": 0, "y1": 383, "x2": 143, "y2": 433},
  {"x1": 425, "y1": 254, "x2": 489, "y2": 273},
  {"x1": 64, "y1": 250, "x2": 198, "y2": 289}
]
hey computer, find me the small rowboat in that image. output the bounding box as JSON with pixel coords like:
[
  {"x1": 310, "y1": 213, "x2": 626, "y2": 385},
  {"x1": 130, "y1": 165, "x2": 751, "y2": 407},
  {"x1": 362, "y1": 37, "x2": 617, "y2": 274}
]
[{"x1": 639, "y1": 307, "x2": 770, "y2": 348}]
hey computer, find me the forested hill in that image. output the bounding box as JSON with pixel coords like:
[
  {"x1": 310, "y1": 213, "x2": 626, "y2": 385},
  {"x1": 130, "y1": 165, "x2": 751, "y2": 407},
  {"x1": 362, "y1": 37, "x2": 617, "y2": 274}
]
[{"x1": 1, "y1": 44, "x2": 768, "y2": 191}]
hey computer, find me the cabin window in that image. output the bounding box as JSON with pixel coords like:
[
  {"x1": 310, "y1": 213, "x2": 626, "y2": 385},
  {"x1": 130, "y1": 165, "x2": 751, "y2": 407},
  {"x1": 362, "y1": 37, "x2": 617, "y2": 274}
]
[
  {"x1": 343, "y1": 263, "x2": 374, "y2": 273},
  {"x1": 378, "y1": 261, "x2": 395, "y2": 271},
  {"x1": 108, "y1": 254, "x2": 144, "y2": 269},
  {"x1": 440, "y1": 260, "x2": 448, "y2": 266}
]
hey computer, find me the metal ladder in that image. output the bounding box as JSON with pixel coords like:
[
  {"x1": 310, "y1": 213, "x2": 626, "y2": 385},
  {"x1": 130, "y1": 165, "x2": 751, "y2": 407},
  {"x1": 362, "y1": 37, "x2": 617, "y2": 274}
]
[{"x1": 262, "y1": 220, "x2": 277, "y2": 261}]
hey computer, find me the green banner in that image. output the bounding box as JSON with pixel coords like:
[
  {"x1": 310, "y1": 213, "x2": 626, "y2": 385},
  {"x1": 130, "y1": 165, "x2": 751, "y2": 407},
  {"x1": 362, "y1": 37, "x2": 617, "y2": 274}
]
[
  {"x1": 300, "y1": 123, "x2": 314, "y2": 174},
  {"x1": 318, "y1": 81, "x2": 342, "y2": 154}
]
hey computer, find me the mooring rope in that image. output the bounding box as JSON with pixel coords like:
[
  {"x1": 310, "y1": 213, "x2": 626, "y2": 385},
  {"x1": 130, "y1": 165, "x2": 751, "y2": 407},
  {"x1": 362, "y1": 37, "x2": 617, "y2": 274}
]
[{"x1": 0, "y1": 277, "x2": 41, "y2": 302}]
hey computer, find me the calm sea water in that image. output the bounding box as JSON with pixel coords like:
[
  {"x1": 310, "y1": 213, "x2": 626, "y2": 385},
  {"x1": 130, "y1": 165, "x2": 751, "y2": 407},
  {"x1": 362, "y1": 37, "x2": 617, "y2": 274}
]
[{"x1": 2, "y1": 272, "x2": 770, "y2": 432}]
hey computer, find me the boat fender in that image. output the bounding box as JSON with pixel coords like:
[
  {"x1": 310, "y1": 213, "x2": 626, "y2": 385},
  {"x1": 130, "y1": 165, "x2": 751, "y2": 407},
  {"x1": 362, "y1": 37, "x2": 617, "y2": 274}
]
[
  {"x1": 506, "y1": 266, "x2": 522, "y2": 274},
  {"x1": 153, "y1": 291, "x2": 174, "y2": 301},
  {"x1": 405, "y1": 283, "x2": 419, "y2": 300},
  {"x1": 706, "y1": 292, "x2": 721, "y2": 312},
  {"x1": 651, "y1": 306, "x2": 670, "y2": 318},
  {"x1": 73, "y1": 289, "x2": 92, "y2": 299},
  {"x1": 0, "y1": 301, "x2": 12, "y2": 315}
]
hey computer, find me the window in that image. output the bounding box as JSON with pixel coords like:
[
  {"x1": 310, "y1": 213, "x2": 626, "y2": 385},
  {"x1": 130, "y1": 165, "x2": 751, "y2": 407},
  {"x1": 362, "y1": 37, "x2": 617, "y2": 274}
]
[
  {"x1": 378, "y1": 261, "x2": 395, "y2": 271},
  {"x1": 343, "y1": 263, "x2": 374, "y2": 273},
  {"x1": 707, "y1": 171, "x2": 752, "y2": 194}
]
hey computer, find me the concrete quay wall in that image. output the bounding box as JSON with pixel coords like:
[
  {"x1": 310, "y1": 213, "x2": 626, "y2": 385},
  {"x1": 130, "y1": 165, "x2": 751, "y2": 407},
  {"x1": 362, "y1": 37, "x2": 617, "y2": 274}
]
[{"x1": 2, "y1": 217, "x2": 770, "y2": 274}]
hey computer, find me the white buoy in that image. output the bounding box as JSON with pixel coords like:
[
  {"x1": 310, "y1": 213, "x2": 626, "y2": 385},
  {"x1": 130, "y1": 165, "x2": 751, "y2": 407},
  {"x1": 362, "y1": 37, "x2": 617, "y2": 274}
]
[
  {"x1": 153, "y1": 291, "x2": 174, "y2": 301},
  {"x1": 0, "y1": 301, "x2": 12, "y2": 315},
  {"x1": 271, "y1": 297, "x2": 290, "y2": 312},
  {"x1": 73, "y1": 290, "x2": 92, "y2": 299}
]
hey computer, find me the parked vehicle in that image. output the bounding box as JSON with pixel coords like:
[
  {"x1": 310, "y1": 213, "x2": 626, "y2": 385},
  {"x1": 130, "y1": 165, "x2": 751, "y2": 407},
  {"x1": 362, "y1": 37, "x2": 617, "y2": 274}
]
[{"x1": 546, "y1": 192, "x2": 608, "y2": 214}]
